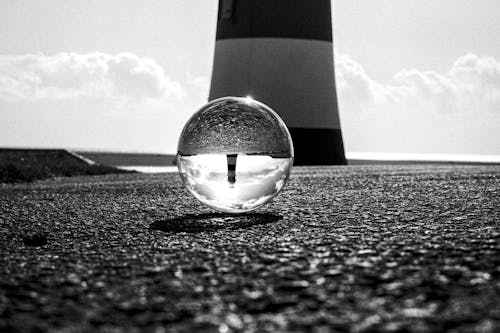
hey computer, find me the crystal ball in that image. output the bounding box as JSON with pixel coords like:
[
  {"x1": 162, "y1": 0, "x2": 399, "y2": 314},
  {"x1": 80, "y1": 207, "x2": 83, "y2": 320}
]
[{"x1": 177, "y1": 96, "x2": 294, "y2": 213}]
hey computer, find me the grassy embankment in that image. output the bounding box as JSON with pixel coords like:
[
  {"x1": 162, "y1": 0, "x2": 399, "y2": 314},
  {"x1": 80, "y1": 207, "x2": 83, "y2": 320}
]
[{"x1": 0, "y1": 149, "x2": 132, "y2": 183}]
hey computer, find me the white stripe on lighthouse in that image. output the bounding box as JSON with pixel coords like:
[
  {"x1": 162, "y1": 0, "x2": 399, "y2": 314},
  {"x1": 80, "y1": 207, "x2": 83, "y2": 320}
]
[{"x1": 209, "y1": 38, "x2": 341, "y2": 130}]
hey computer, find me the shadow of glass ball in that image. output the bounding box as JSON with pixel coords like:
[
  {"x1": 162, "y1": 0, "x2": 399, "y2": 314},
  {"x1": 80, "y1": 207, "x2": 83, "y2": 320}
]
[{"x1": 150, "y1": 213, "x2": 283, "y2": 234}]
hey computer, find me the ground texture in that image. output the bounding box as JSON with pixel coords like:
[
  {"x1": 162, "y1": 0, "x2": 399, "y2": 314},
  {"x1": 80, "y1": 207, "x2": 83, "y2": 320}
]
[{"x1": 0, "y1": 166, "x2": 499, "y2": 332}]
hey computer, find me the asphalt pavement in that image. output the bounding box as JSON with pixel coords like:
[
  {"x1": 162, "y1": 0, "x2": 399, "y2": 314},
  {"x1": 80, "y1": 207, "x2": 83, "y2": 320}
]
[{"x1": 1, "y1": 165, "x2": 499, "y2": 332}]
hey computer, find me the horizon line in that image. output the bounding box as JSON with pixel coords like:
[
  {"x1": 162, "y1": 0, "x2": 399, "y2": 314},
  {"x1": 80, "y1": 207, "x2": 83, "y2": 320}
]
[{"x1": 1, "y1": 146, "x2": 500, "y2": 164}]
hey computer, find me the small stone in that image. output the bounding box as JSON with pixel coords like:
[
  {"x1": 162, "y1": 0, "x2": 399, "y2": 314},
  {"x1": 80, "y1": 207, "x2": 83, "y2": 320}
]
[{"x1": 23, "y1": 233, "x2": 48, "y2": 247}]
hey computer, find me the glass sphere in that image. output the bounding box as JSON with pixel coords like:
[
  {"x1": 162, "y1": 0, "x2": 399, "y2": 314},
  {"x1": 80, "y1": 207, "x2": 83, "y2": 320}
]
[{"x1": 177, "y1": 96, "x2": 294, "y2": 213}]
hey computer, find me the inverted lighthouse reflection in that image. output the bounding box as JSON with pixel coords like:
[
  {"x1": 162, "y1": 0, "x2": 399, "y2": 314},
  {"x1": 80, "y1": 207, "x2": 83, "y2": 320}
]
[{"x1": 177, "y1": 97, "x2": 294, "y2": 213}]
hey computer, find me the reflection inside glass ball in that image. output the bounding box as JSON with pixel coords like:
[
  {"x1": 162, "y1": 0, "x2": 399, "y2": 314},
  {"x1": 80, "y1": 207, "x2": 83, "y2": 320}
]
[{"x1": 177, "y1": 97, "x2": 294, "y2": 213}]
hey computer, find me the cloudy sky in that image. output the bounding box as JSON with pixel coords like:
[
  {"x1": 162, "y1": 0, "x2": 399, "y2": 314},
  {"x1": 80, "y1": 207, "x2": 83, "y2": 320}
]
[{"x1": 1, "y1": 0, "x2": 499, "y2": 158}]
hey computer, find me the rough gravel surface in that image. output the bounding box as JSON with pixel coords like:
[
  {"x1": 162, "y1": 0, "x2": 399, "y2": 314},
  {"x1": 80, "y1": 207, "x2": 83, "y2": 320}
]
[{"x1": 1, "y1": 165, "x2": 499, "y2": 332}]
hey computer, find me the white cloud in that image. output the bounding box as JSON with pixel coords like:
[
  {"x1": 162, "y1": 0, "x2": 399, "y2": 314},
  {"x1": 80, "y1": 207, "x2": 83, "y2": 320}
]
[
  {"x1": 186, "y1": 72, "x2": 209, "y2": 100},
  {"x1": 334, "y1": 52, "x2": 500, "y2": 155},
  {"x1": 186, "y1": 72, "x2": 209, "y2": 91},
  {"x1": 0, "y1": 52, "x2": 186, "y2": 102},
  {"x1": 335, "y1": 52, "x2": 500, "y2": 114}
]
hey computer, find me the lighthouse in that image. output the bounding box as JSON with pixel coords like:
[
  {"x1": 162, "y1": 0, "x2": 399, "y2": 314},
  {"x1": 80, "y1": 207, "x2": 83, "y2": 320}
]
[
  {"x1": 209, "y1": 0, "x2": 346, "y2": 165},
  {"x1": 226, "y1": 153, "x2": 237, "y2": 186}
]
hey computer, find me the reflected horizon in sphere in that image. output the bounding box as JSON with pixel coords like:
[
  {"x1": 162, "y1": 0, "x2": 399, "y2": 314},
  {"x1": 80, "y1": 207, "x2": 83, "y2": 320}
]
[{"x1": 177, "y1": 97, "x2": 294, "y2": 213}]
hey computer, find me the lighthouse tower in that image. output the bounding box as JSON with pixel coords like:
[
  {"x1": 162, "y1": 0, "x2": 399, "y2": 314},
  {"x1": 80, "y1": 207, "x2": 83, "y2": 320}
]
[{"x1": 209, "y1": 0, "x2": 346, "y2": 165}]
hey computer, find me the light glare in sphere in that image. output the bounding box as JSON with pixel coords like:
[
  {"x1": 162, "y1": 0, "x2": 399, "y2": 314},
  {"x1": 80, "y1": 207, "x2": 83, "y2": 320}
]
[{"x1": 177, "y1": 97, "x2": 294, "y2": 213}]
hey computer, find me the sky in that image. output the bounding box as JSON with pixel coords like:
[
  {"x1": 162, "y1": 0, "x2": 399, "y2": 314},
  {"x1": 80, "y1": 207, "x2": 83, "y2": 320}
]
[{"x1": 0, "y1": 0, "x2": 499, "y2": 158}]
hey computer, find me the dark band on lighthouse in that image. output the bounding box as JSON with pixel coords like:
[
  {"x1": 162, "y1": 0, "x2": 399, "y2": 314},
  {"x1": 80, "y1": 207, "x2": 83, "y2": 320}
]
[
  {"x1": 226, "y1": 153, "x2": 237, "y2": 186},
  {"x1": 216, "y1": 0, "x2": 333, "y2": 42},
  {"x1": 210, "y1": 0, "x2": 346, "y2": 165}
]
